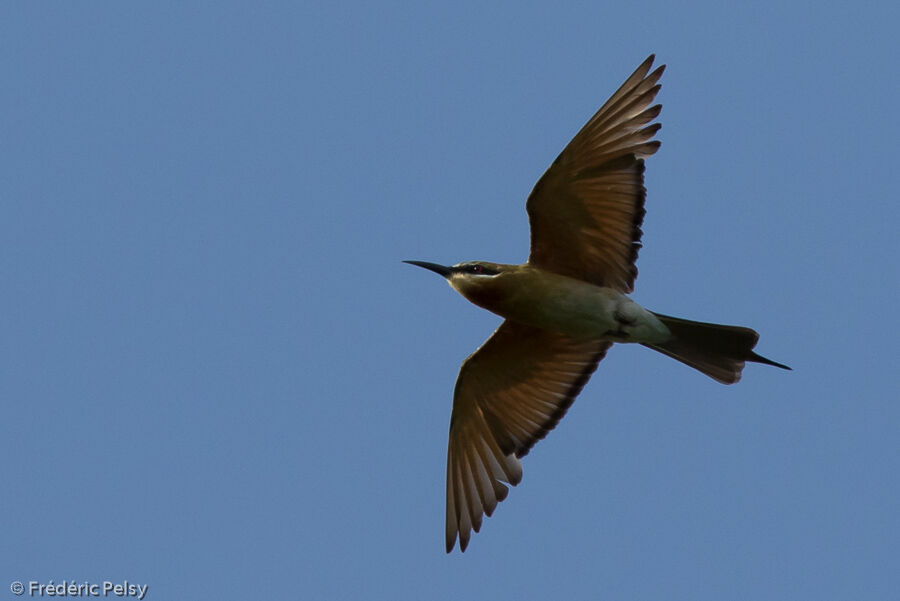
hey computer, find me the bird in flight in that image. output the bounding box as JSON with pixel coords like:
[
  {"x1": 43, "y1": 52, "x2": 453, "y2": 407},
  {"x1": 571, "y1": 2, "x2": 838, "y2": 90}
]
[{"x1": 405, "y1": 55, "x2": 790, "y2": 553}]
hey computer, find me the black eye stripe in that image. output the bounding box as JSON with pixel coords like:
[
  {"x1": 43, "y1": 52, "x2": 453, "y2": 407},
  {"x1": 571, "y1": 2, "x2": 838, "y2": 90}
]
[{"x1": 454, "y1": 263, "x2": 498, "y2": 276}]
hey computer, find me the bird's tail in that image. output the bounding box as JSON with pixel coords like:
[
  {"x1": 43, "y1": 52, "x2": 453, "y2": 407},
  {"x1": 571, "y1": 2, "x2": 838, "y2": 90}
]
[{"x1": 641, "y1": 312, "x2": 790, "y2": 384}]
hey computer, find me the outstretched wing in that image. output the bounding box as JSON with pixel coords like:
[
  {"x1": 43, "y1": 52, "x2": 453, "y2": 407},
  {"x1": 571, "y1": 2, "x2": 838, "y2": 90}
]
[
  {"x1": 526, "y1": 55, "x2": 664, "y2": 292},
  {"x1": 445, "y1": 320, "x2": 611, "y2": 552}
]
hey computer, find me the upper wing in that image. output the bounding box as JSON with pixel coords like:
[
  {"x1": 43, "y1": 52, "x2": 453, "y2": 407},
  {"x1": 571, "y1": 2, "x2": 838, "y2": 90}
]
[
  {"x1": 526, "y1": 55, "x2": 664, "y2": 292},
  {"x1": 445, "y1": 320, "x2": 611, "y2": 552}
]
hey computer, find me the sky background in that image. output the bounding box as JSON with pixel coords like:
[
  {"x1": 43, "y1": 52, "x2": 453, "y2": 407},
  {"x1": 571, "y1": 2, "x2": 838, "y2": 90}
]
[{"x1": 2, "y1": 2, "x2": 898, "y2": 600}]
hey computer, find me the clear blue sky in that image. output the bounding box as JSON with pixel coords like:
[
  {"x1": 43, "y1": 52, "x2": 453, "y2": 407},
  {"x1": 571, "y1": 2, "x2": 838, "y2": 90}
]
[{"x1": 2, "y1": 2, "x2": 898, "y2": 600}]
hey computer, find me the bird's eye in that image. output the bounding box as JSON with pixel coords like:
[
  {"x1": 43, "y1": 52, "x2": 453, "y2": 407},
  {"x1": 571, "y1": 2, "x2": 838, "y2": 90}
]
[{"x1": 469, "y1": 264, "x2": 483, "y2": 274}]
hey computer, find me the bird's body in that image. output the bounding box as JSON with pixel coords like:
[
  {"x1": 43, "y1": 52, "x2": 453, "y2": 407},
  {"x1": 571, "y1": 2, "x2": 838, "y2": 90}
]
[
  {"x1": 404, "y1": 55, "x2": 790, "y2": 553},
  {"x1": 443, "y1": 262, "x2": 670, "y2": 343}
]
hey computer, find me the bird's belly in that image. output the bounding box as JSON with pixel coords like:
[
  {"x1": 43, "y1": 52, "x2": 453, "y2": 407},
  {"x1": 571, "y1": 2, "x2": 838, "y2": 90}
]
[{"x1": 496, "y1": 283, "x2": 624, "y2": 338}]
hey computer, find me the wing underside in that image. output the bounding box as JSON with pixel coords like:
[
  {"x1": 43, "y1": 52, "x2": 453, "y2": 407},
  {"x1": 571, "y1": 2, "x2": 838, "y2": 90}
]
[{"x1": 445, "y1": 320, "x2": 611, "y2": 552}]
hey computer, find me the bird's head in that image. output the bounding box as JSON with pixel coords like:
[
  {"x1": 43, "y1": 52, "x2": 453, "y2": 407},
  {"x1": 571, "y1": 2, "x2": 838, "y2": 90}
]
[{"x1": 403, "y1": 260, "x2": 518, "y2": 308}]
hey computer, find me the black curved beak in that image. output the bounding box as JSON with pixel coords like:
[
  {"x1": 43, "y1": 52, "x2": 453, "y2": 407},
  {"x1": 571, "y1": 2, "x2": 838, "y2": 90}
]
[{"x1": 403, "y1": 260, "x2": 452, "y2": 278}]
